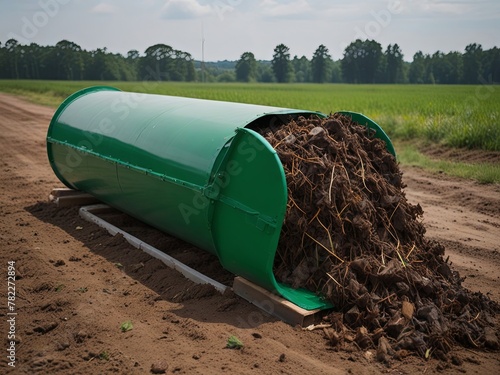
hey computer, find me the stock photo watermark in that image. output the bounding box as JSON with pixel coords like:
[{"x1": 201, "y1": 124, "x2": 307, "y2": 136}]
[
  {"x1": 6, "y1": 261, "x2": 17, "y2": 368},
  {"x1": 178, "y1": 133, "x2": 266, "y2": 224},
  {"x1": 210, "y1": 0, "x2": 242, "y2": 21},
  {"x1": 340, "y1": 0, "x2": 413, "y2": 50},
  {"x1": 236, "y1": 297, "x2": 276, "y2": 328},
  {"x1": 354, "y1": 1, "x2": 402, "y2": 40},
  {"x1": 464, "y1": 75, "x2": 496, "y2": 110},
  {"x1": 7, "y1": 0, "x2": 72, "y2": 44}
]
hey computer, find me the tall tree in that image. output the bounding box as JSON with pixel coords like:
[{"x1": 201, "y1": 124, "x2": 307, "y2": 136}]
[
  {"x1": 235, "y1": 52, "x2": 257, "y2": 82},
  {"x1": 428, "y1": 51, "x2": 463, "y2": 84},
  {"x1": 183, "y1": 52, "x2": 196, "y2": 82},
  {"x1": 0, "y1": 42, "x2": 6, "y2": 78},
  {"x1": 127, "y1": 49, "x2": 140, "y2": 60},
  {"x1": 125, "y1": 50, "x2": 140, "y2": 80},
  {"x1": 364, "y1": 40, "x2": 383, "y2": 83},
  {"x1": 409, "y1": 51, "x2": 425, "y2": 83},
  {"x1": 84, "y1": 48, "x2": 123, "y2": 80},
  {"x1": 424, "y1": 54, "x2": 436, "y2": 84},
  {"x1": 482, "y1": 47, "x2": 500, "y2": 83},
  {"x1": 342, "y1": 39, "x2": 382, "y2": 83},
  {"x1": 272, "y1": 44, "x2": 293, "y2": 83},
  {"x1": 258, "y1": 63, "x2": 275, "y2": 82},
  {"x1": 385, "y1": 44, "x2": 404, "y2": 83},
  {"x1": 23, "y1": 43, "x2": 42, "y2": 79},
  {"x1": 341, "y1": 39, "x2": 362, "y2": 83},
  {"x1": 463, "y1": 43, "x2": 483, "y2": 84},
  {"x1": 55, "y1": 40, "x2": 83, "y2": 80},
  {"x1": 168, "y1": 50, "x2": 195, "y2": 81},
  {"x1": 430, "y1": 51, "x2": 447, "y2": 84},
  {"x1": 444, "y1": 52, "x2": 463, "y2": 84},
  {"x1": 141, "y1": 44, "x2": 174, "y2": 81},
  {"x1": 5, "y1": 39, "x2": 20, "y2": 79},
  {"x1": 292, "y1": 55, "x2": 310, "y2": 82},
  {"x1": 172, "y1": 50, "x2": 186, "y2": 81},
  {"x1": 330, "y1": 60, "x2": 342, "y2": 83},
  {"x1": 311, "y1": 44, "x2": 331, "y2": 83},
  {"x1": 491, "y1": 48, "x2": 500, "y2": 83}
]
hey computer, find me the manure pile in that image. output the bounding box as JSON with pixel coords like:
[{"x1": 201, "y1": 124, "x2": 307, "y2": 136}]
[{"x1": 262, "y1": 114, "x2": 499, "y2": 361}]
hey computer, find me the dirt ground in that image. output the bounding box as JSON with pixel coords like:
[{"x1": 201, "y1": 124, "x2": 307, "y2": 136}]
[{"x1": 0, "y1": 93, "x2": 499, "y2": 374}]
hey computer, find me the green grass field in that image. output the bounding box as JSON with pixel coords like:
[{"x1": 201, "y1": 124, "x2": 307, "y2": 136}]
[{"x1": 1, "y1": 80, "x2": 499, "y2": 182}]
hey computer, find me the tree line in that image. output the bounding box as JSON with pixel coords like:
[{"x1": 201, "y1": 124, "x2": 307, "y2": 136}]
[
  {"x1": 1, "y1": 38, "x2": 498, "y2": 84},
  {"x1": 0, "y1": 39, "x2": 195, "y2": 81}
]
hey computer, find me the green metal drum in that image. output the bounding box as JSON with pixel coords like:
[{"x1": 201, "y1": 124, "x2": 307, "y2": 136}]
[{"x1": 47, "y1": 86, "x2": 394, "y2": 310}]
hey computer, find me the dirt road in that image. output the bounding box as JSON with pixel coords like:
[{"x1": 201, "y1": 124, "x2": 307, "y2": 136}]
[{"x1": 1, "y1": 93, "x2": 498, "y2": 374}]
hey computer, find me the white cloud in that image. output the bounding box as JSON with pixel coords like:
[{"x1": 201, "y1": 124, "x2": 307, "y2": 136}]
[
  {"x1": 400, "y1": 0, "x2": 487, "y2": 17},
  {"x1": 90, "y1": 3, "x2": 117, "y2": 15},
  {"x1": 259, "y1": 0, "x2": 314, "y2": 19},
  {"x1": 415, "y1": 1, "x2": 466, "y2": 14},
  {"x1": 161, "y1": 0, "x2": 212, "y2": 19}
]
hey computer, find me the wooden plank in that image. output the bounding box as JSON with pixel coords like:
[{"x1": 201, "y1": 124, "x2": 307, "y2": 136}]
[
  {"x1": 49, "y1": 188, "x2": 99, "y2": 207},
  {"x1": 232, "y1": 276, "x2": 326, "y2": 327},
  {"x1": 55, "y1": 194, "x2": 100, "y2": 208},
  {"x1": 49, "y1": 187, "x2": 77, "y2": 197}
]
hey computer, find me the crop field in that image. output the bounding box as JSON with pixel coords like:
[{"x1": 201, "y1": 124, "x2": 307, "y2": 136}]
[{"x1": 1, "y1": 80, "x2": 499, "y2": 152}]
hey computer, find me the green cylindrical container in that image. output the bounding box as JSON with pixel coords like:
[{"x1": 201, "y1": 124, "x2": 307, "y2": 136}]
[{"x1": 47, "y1": 86, "x2": 394, "y2": 310}]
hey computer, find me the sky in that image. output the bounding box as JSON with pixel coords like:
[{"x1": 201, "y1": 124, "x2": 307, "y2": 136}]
[{"x1": 0, "y1": 0, "x2": 499, "y2": 62}]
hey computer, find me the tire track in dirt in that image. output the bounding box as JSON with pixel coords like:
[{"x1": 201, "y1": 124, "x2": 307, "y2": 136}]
[
  {"x1": 403, "y1": 166, "x2": 500, "y2": 301},
  {"x1": 0, "y1": 93, "x2": 56, "y2": 186}
]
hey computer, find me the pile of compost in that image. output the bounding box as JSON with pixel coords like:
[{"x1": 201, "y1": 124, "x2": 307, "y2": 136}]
[{"x1": 262, "y1": 114, "x2": 499, "y2": 361}]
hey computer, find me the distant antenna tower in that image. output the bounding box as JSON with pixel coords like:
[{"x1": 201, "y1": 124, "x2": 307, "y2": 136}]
[{"x1": 201, "y1": 22, "x2": 206, "y2": 83}]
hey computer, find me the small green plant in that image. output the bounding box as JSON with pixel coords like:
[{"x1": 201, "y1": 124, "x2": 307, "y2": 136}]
[
  {"x1": 226, "y1": 335, "x2": 244, "y2": 349},
  {"x1": 76, "y1": 287, "x2": 88, "y2": 293},
  {"x1": 99, "y1": 351, "x2": 110, "y2": 361},
  {"x1": 54, "y1": 284, "x2": 65, "y2": 292},
  {"x1": 114, "y1": 262, "x2": 124, "y2": 269},
  {"x1": 120, "y1": 320, "x2": 133, "y2": 332}
]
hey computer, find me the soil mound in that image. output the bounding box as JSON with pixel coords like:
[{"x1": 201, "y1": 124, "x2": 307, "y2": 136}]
[{"x1": 262, "y1": 114, "x2": 499, "y2": 360}]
